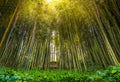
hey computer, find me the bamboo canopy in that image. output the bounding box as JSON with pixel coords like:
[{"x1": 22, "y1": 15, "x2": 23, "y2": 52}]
[{"x1": 0, "y1": 0, "x2": 120, "y2": 71}]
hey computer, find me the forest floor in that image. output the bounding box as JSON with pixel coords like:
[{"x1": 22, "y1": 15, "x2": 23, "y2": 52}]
[{"x1": 0, "y1": 66, "x2": 120, "y2": 82}]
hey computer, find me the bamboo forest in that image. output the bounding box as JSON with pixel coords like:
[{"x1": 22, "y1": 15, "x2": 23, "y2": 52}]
[{"x1": 0, "y1": 0, "x2": 120, "y2": 82}]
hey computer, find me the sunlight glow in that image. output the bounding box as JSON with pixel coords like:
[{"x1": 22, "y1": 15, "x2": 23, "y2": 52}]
[
  {"x1": 46, "y1": 0, "x2": 53, "y2": 3},
  {"x1": 46, "y1": 0, "x2": 61, "y2": 4}
]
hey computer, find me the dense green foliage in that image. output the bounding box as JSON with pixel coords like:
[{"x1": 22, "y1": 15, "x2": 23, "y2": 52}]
[{"x1": 0, "y1": 66, "x2": 119, "y2": 82}]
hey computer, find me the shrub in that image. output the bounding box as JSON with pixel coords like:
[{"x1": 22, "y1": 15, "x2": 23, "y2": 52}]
[{"x1": 0, "y1": 66, "x2": 119, "y2": 82}]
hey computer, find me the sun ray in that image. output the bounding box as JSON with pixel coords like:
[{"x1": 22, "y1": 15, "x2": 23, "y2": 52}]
[{"x1": 46, "y1": 0, "x2": 53, "y2": 3}]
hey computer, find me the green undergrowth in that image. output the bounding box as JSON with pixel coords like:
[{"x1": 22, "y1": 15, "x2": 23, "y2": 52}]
[{"x1": 0, "y1": 66, "x2": 120, "y2": 82}]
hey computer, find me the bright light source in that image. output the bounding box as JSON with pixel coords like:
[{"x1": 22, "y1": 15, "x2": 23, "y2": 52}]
[
  {"x1": 46, "y1": 0, "x2": 61, "y2": 4},
  {"x1": 46, "y1": 0, "x2": 53, "y2": 3}
]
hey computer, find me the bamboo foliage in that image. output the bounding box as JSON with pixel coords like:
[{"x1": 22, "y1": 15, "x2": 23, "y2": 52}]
[{"x1": 0, "y1": 0, "x2": 119, "y2": 71}]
